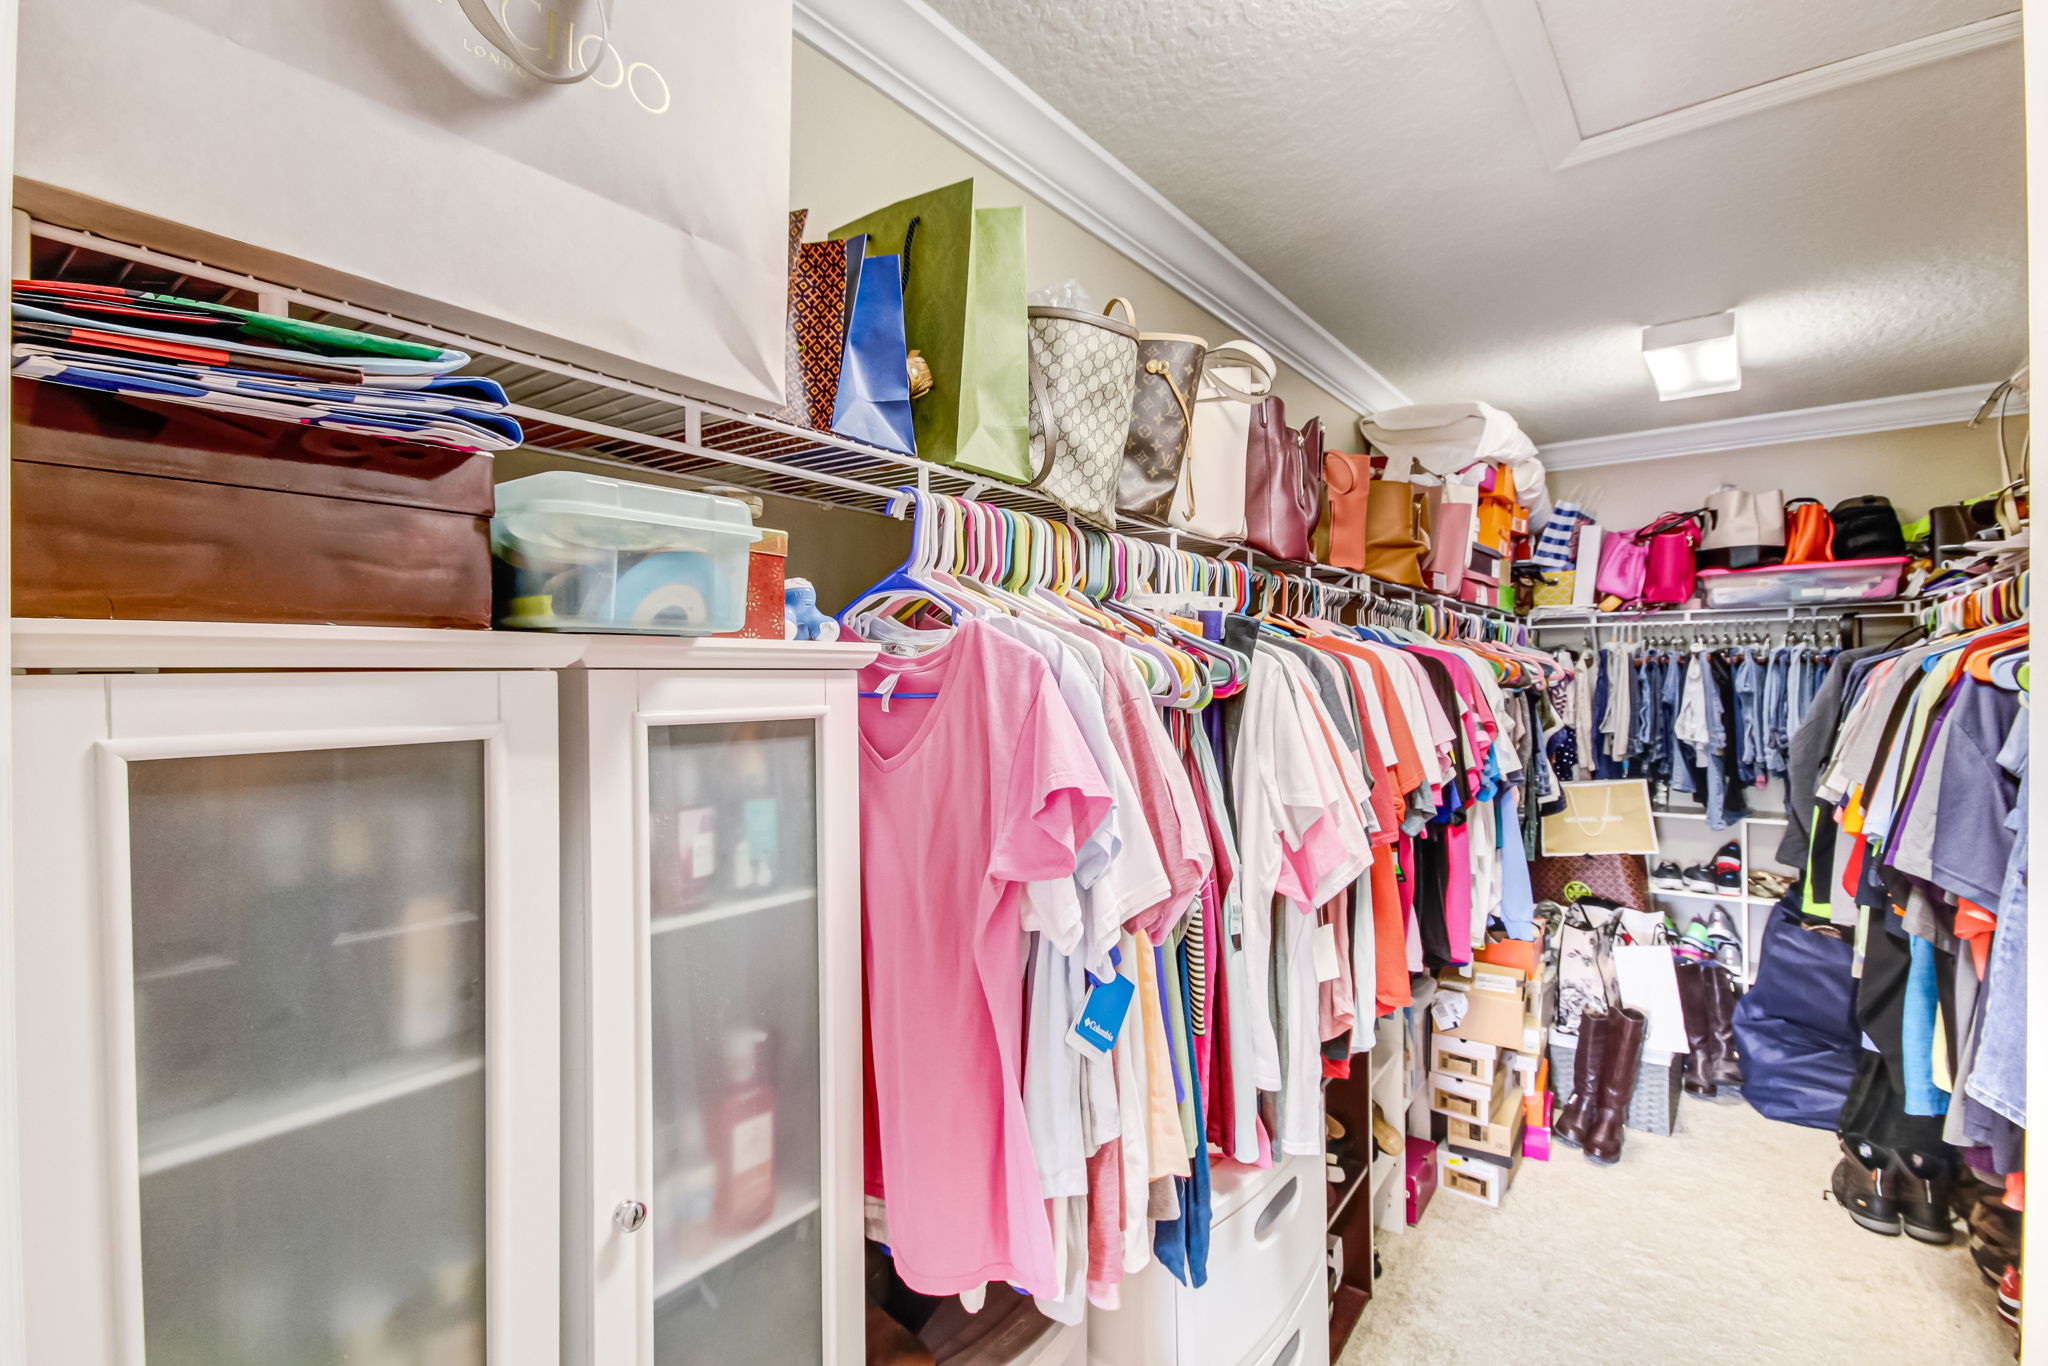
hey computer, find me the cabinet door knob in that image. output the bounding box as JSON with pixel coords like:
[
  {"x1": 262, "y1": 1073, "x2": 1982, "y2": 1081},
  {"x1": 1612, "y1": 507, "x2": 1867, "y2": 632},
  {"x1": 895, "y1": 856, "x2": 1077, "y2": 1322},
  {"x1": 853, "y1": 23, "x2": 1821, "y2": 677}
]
[{"x1": 614, "y1": 1199, "x2": 650, "y2": 1233}]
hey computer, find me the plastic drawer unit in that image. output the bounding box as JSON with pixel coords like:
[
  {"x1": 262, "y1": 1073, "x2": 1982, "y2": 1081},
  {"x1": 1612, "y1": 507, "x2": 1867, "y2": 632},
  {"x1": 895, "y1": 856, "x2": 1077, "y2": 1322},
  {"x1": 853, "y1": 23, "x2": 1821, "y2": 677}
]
[{"x1": 1086, "y1": 1156, "x2": 1326, "y2": 1366}]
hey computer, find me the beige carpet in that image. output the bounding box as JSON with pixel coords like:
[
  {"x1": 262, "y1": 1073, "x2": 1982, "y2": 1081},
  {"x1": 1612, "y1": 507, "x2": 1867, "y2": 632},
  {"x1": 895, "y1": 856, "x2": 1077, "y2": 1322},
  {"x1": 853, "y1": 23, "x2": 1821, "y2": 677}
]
[{"x1": 1347, "y1": 1098, "x2": 2013, "y2": 1365}]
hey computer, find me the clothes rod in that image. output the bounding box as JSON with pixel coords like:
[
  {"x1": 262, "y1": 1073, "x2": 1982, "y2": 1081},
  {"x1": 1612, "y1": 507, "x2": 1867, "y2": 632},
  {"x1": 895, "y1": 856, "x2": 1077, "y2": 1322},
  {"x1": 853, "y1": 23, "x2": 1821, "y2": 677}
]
[{"x1": 1527, "y1": 600, "x2": 1920, "y2": 630}]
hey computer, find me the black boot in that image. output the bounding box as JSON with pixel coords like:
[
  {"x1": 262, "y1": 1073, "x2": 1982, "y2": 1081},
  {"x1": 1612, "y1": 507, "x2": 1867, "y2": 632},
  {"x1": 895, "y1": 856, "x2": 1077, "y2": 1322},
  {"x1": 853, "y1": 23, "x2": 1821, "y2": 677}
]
[
  {"x1": 1553, "y1": 1010, "x2": 1612, "y2": 1149},
  {"x1": 1832, "y1": 1141, "x2": 1900, "y2": 1236},
  {"x1": 1884, "y1": 1151, "x2": 1954, "y2": 1245}
]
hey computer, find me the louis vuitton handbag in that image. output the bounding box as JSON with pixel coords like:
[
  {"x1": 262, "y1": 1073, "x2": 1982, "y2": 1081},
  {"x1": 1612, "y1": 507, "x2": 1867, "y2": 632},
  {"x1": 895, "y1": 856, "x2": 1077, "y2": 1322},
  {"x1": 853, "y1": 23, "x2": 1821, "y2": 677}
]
[
  {"x1": 1025, "y1": 297, "x2": 1140, "y2": 529},
  {"x1": 1119, "y1": 331, "x2": 1208, "y2": 521}
]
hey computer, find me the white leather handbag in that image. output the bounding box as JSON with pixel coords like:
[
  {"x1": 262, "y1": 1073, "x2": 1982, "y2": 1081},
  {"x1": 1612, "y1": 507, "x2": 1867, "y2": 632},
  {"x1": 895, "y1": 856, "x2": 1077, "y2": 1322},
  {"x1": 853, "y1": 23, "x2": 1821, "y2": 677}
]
[
  {"x1": 1699, "y1": 485, "x2": 1787, "y2": 570},
  {"x1": 1170, "y1": 340, "x2": 1276, "y2": 542}
]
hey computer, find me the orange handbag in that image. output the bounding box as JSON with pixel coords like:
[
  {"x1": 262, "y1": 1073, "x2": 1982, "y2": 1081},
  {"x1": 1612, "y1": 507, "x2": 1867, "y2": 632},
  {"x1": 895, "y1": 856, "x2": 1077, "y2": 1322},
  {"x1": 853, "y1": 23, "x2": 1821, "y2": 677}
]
[
  {"x1": 1322, "y1": 450, "x2": 1373, "y2": 571},
  {"x1": 1783, "y1": 498, "x2": 1834, "y2": 564}
]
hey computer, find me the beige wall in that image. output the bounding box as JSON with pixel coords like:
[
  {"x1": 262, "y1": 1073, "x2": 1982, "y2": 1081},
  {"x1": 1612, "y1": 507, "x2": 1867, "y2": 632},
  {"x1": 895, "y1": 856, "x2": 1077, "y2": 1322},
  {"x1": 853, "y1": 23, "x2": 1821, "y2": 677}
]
[
  {"x1": 788, "y1": 42, "x2": 1363, "y2": 439},
  {"x1": 1545, "y1": 417, "x2": 2024, "y2": 530}
]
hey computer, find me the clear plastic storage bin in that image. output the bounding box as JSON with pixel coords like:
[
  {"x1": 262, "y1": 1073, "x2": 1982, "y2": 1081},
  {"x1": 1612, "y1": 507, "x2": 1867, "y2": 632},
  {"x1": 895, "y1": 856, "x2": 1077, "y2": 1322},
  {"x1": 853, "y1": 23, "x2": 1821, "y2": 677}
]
[
  {"x1": 491, "y1": 471, "x2": 761, "y2": 634},
  {"x1": 1694, "y1": 556, "x2": 1908, "y2": 609}
]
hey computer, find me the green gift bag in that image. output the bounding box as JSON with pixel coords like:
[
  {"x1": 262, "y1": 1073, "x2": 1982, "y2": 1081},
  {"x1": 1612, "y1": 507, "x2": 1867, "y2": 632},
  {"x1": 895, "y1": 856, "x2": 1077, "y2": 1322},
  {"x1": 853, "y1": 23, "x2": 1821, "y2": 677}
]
[{"x1": 832, "y1": 180, "x2": 1032, "y2": 483}]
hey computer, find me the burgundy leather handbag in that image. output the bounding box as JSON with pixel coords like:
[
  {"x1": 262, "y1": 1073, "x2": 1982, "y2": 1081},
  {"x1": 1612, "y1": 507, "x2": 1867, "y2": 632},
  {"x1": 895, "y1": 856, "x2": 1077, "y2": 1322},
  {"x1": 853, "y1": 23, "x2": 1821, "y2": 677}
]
[{"x1": 1244, "y1": 396, "x2": 1322, "y2": 562}]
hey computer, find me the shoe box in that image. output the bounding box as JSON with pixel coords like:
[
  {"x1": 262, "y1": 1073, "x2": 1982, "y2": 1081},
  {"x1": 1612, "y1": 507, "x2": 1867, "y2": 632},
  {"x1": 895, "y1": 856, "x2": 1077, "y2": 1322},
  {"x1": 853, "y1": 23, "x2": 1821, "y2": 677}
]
[
  {"x1": 1439, "y1": 1145, "x2": 1523, "y2": 1208},
  {"x1": 1521, "y1": 1089, "x2": 1553, "y2": 1162},
  {"x1": 1442, "y1": 963, "x2": 1532, "y2": 1051},
  {"x1": 1443, "y1": 1080, "x2": 1526, "y2": 1166},
  {"x1": 1429, "y1": 1035, "x2": 1504, "y2": 1084},
  {"x1": 1429, "y1": 1067, "x2": 1507, "y2": 1123}
]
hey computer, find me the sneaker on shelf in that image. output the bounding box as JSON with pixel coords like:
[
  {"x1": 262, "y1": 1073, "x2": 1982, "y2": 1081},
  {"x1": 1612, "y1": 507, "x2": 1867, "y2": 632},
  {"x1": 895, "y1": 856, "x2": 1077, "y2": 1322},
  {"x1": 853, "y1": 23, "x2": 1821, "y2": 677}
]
[
  {"x1": 1679, "y1": 918, "x2": 1717, "y2": 962},
  {"x1": 1710, "y1": 933, "x2": 1745, "y2": 976},
  {"x1": 1711, "y1": 841, "x2": 1743, "y2": 892},
  {"x1": 1682, "y1": 863, "x2": 1718, "y2": 893},
  {"x1": 1651, "y1": 861, "x2": 1687, "y2": 892},
  {"x1": 1997, "y1": 1264, "x2": 2021, "y2": 1328},
  {"x1": 1705, "y1": 904, "x2": 1743, "y2": 950}
]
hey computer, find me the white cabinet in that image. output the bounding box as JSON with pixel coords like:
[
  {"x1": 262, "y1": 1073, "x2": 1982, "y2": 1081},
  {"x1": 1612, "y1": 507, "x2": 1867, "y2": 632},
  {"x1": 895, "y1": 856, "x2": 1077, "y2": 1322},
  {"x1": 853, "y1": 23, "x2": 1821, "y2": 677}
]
[
  {"x1": 13, "y1": 664, "x2": 563, "y2": 1366},
  {"x1": 560, "y1": 639, "x2": 873, "y2": 1366}
]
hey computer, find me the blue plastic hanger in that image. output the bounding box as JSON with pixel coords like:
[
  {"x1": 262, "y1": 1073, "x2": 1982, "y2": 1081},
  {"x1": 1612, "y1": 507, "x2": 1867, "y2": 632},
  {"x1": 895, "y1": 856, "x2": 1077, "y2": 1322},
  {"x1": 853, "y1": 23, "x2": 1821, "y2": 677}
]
[{"x1": 838, "y1": 486, "x2": 962, "y2": 632}]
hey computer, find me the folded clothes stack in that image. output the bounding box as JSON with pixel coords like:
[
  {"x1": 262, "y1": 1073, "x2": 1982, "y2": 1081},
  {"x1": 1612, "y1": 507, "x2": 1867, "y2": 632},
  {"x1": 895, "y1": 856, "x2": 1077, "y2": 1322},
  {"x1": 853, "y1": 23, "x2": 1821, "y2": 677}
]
[{"x1": 10, "y1": 280, "x2": 523, "y2": 451}]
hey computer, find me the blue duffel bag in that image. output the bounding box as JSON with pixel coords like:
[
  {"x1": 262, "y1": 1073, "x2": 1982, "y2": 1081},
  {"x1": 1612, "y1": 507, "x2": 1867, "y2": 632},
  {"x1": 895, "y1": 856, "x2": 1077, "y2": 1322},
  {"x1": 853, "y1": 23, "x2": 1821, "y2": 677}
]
[{"x1": 1732, "y1": 900, "x2": 1861, "y2": 1130}]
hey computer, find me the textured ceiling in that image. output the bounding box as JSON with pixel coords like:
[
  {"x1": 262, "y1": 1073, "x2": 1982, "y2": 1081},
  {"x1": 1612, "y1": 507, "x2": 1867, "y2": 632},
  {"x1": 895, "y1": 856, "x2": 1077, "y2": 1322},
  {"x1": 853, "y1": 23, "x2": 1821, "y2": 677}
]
[
  {"x1": 923, "y1": 0, "x2": 2025, "y2": 443},
  {"x1": 1540, "y1": 0, "x2": 2013, "y2": 134}
]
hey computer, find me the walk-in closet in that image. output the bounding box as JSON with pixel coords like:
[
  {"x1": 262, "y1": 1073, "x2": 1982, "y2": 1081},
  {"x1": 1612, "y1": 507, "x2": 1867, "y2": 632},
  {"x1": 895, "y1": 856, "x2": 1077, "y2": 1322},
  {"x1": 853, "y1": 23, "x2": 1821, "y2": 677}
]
[{"x1": 0, "y1": 3, "x2": 2034, "y2": 1365}]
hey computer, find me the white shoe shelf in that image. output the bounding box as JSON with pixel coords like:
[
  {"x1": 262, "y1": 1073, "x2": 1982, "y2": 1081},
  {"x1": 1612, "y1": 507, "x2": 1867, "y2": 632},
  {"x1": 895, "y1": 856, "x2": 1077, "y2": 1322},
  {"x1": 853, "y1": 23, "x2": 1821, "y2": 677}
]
[{"x1": 1646, "y1": 803, "x2": 1798, "y2": 986}]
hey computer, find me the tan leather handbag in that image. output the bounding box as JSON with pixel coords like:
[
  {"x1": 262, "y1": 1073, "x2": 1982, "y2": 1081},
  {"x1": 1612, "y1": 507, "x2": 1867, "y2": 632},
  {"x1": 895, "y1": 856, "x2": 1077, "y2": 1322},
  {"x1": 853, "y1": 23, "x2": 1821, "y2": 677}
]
[
  {"x1": 1360, "y1": 449, "x2": 1429, "y2": 587},
  {"x1": 1322, "y1": 449, "x2": 1373, "y2": 572}
]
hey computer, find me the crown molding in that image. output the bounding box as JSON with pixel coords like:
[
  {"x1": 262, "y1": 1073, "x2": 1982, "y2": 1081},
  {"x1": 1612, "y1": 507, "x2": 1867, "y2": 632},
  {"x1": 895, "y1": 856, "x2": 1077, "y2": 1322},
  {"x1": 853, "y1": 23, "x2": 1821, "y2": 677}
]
[
  {"x1": 1539, "y1": 383, "x2": 2027, "y2": 469},
  {"x1": 1483, "y1": 1, "x2": 2022, "y2": 170},
  {"x1": 791, "y1": 0, "x2": 1410, "y2": 416}
]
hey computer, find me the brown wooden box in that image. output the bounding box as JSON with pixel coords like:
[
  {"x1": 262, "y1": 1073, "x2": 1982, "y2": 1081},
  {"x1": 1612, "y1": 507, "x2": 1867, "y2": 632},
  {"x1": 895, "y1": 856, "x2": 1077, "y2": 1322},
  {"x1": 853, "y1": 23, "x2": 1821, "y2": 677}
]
[{"x1": 12, "y1": 379, "x2": 495, "y2": 628}]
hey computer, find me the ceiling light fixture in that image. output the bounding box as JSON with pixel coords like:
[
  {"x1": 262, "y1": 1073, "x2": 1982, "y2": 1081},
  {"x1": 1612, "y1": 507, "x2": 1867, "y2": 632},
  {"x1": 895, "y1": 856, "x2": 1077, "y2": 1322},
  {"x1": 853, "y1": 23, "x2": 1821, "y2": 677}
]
[{"x1": 1641, "y1": 311, "x2": 1740, "y2": 401}]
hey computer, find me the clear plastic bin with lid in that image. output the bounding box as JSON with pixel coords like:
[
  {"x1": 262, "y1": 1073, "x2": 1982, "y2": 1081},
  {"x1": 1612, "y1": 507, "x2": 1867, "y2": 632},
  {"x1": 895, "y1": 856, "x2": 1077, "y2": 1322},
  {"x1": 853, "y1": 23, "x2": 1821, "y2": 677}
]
[{"x1": 491, "y1": 471, "x2": 762, "y2": 635}]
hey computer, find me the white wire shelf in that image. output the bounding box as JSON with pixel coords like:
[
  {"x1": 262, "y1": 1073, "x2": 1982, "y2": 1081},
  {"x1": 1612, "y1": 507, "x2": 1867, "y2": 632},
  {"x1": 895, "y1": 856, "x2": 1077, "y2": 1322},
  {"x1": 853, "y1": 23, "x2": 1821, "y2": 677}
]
[
  {"x1": 1528, "y1": 599, "x2": 1921, "y2": 629},
  {"x1": 25, "y1": 220, "x2": 1522, "y2": 624}
]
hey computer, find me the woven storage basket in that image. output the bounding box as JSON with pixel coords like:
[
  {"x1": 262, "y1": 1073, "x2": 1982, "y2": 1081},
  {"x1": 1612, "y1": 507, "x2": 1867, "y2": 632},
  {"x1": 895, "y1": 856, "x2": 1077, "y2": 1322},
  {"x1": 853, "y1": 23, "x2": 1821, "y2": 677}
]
[{"x1": 1546, "y1": 1042, "x2": 1683, "y2": 1138}]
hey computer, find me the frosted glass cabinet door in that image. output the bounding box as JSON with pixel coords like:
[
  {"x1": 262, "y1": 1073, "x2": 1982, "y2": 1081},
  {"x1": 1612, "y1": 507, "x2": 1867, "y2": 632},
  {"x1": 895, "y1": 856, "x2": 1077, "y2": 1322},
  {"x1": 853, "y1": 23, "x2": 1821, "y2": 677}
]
[
  {"x1": 646, "y1": 720, "x2": 824, "y2": 1365},
  {"x1": 14, "y1": 671, "x2": 561, "y2": 1366},
  {"x1": 566, "y1": 659, "x2": 866, "y2": 1366},
  {"x1": 131, "y1": 743, "x2": 488, "y2": 1366}
]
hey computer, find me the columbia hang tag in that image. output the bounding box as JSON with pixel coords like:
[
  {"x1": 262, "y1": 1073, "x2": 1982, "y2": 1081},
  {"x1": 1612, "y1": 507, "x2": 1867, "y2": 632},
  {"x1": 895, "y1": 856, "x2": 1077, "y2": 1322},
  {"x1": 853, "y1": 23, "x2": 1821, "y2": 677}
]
[{"x1": 1065, "y1": 972, "x2": 1135, "y2": 1057}]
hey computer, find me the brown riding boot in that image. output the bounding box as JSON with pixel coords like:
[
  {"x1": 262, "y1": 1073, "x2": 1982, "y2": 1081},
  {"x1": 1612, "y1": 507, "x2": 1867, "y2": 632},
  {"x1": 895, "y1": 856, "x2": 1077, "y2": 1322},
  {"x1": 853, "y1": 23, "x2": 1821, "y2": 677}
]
[
  {"x1": 1674, "y1": 960, "x2": 1720, "y2": 1100},
  {"x1": 1582, "y1": 1006, "x2": 1647, "y2": 1165},
  {"x1": 1699, "y1": 965, "x2": 1745, "y2": 1091},
  {"x1": 1552, "y1": 1009, "x2": 1612, "y2": 1149}
]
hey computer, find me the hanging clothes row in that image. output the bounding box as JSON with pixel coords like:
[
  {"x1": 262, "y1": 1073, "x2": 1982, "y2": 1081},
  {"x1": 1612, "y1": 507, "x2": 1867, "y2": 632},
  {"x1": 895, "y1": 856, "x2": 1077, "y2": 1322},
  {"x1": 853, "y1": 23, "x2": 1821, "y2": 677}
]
[
  {"x1": 1773, "y1": 577, "x2": 2028, "y2": 1210},
  {"x1": 840, "y1": 490, "x2": 1564, "y2": 1325},
  {"x1": 1545, "y1": 625, "x2": 1844, "y2": 828}
]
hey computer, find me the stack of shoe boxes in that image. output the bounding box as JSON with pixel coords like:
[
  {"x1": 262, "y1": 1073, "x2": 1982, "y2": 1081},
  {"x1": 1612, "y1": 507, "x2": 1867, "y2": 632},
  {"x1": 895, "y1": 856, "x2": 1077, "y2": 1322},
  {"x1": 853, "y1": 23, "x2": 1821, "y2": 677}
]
[{"x1": 1426, "y1": 960, "x2": 1555, "y2": 1205}]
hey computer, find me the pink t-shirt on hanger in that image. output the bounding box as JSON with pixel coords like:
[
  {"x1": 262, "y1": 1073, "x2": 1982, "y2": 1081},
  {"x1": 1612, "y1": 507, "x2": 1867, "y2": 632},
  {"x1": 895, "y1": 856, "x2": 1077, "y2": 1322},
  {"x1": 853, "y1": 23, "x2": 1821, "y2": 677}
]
[{"x1": 858, "y1": 621, "x2": 1112, "y2": 1299}]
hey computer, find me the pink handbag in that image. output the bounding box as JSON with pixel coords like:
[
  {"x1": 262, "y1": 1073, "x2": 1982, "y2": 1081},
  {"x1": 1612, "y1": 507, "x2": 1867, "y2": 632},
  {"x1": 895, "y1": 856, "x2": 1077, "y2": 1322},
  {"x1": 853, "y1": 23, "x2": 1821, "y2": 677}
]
[
  {"x1": 1595, "y1": 528, "x2": 1648, "y2": 602},
  {"x1": 1639, "y1": 510, "x2": 1706, "y2": 605}
]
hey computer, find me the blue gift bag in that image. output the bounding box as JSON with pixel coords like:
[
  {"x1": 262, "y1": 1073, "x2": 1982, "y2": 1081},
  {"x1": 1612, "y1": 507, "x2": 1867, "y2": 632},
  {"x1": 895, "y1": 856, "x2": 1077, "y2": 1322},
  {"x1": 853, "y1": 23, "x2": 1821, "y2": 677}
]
[{"x1": 830, "y1": 247, "x2": 917, "y2": 458}]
